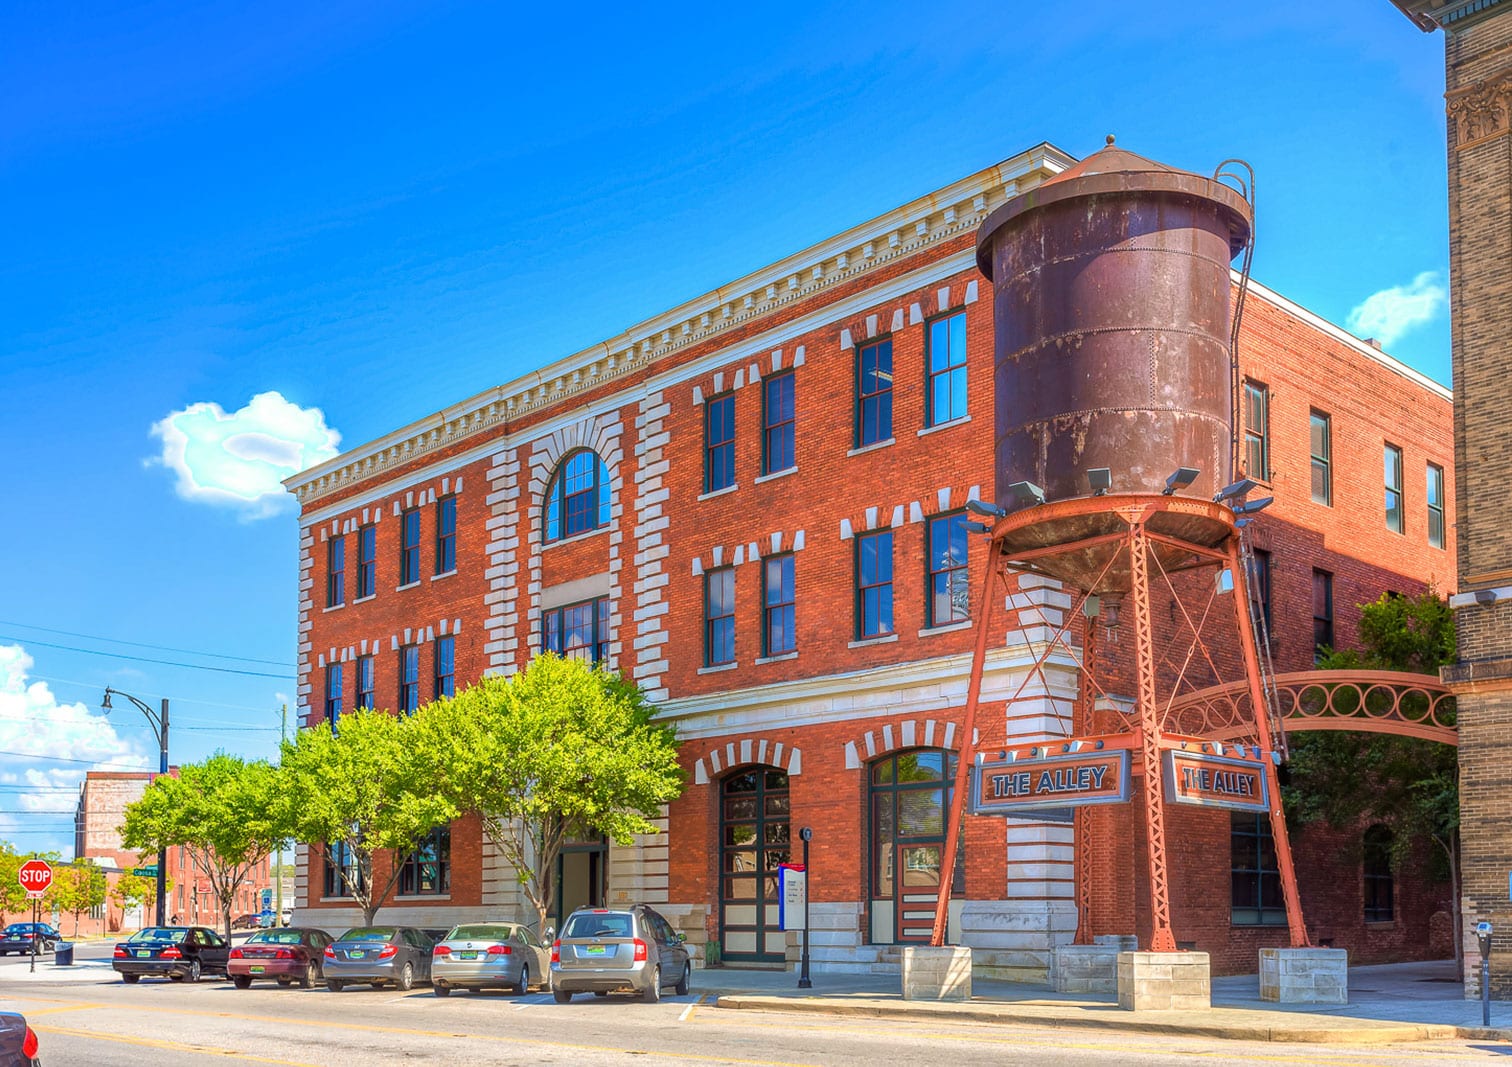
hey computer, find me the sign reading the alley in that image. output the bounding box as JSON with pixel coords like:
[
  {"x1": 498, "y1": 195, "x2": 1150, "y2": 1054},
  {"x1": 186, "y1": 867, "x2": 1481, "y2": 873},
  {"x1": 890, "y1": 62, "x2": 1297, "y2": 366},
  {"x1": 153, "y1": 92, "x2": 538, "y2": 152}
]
[
  {"x1": 1163, "y1": 749, "x2": 1269, "y2": 812},
  {"x1": 969, "y1": 745, "x2": 1130, "y2": 816}
]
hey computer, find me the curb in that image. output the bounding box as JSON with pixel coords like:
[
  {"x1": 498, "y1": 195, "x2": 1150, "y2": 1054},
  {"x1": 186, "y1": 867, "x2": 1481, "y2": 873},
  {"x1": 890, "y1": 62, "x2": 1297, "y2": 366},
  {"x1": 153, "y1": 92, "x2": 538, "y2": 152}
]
[{"x1": 712, "y1": 994, "x2": 1463, "y2": 1045}]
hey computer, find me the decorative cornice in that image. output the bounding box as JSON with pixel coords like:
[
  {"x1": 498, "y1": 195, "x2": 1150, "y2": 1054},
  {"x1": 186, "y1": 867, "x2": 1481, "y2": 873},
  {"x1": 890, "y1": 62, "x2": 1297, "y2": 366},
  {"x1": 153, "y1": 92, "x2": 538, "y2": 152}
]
[
  {"x1": 1448, "y1": 67, "x2": 1512, "y2": 149},
  {"x1": 283, "y1": 143, "x2": 1075, "y2": 508}
]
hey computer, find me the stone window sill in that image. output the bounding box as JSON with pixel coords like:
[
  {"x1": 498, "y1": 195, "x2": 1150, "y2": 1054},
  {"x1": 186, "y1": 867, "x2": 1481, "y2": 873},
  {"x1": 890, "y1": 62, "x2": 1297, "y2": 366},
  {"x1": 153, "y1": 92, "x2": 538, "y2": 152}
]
[
  {"x1": 431, "y1": 570, "x2": 457, "y2": 582},
  {"x1": 755, "y1": 467, "x2": 798, "y2": 485},
  {"x1": 918, "y1": 620, "x2": 972, "y2": 637},
  {"x1": 322, "y1": 603, "x2": 345, "y2": 613},
  {"x1": 755, "y1": 652, "x2": 798, "y2": 665},
  {"x1": 848, "y1": 633, "x2": 899, "y2": 649},
  {"x1": 848, "y1": 438, "x2": 894, "y2": 457},
  {"x1": 396, "y1": 581, "x2": 421, "y2": 592},
  {"x1": 353, "y1": 594, "x2": 378, "y2": 605},
  {"x1": 543, "y1": 525, "x2": 611, "y2": 551},
  {"x1": 698, "y1": 485, "x2": 738, "y2": 502},
  {"x1": 918, "y1": 415, "x2": 971, "y2": 438},
  {"x1": 698, "y1": 662, "x2": 738, "y2": 675}
]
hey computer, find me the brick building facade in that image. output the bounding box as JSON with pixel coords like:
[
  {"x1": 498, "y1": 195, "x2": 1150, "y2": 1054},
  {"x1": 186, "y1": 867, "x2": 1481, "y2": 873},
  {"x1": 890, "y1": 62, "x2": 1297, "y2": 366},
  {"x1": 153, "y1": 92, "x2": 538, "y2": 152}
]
[{"x1": 286, "y1": 141, "x2": 1456, "y2": 976}]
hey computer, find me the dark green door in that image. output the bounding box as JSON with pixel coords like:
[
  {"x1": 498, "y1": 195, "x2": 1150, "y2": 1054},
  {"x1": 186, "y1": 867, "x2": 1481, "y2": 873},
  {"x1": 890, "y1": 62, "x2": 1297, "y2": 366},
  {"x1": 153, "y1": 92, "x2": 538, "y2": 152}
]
[{"x1": 719, "y1": 767, "x2": 790, "y2": 962}]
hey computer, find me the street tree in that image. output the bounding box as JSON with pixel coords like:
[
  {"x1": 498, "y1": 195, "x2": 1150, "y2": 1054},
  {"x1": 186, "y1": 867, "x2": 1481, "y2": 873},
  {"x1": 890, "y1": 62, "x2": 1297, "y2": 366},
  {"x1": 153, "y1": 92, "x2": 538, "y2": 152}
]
[
  {"x1": 109, "y1": 871, "x2": 167, "y2": 926},
  {"x1": 121, "y1": 754, "x2": 286, "y2": 940},
  {"x1": 279, "y1": 708, "x2": 457, "y2": 926},
  {"x1": 51, "y1": 859, "x2": 107, "y2": 936},
  {"x1": 419, "y1": 654, "x2": 684, "y2": 935}
]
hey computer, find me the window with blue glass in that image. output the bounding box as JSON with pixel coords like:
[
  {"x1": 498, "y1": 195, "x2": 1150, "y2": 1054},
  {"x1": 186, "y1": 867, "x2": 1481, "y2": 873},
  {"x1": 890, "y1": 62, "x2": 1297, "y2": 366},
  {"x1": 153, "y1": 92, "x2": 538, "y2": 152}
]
[
  {"x1": 704, "y1": 567, "x2": 735, "y2": 667},
  {"x1": 357, "y1": 525, "x2": 377, "y2": 599},
  {"x1": 324, "y1": 663, "x2": 343, "y2": 725},
  {"x1": 433, "y1": 635, "x2": 455, "y2": 698},
  {"x1": 326, "y1": 536, "x2": 345, "y2": 607},
  {"x1": 400, "y1": 826, "x2": 451, "y2": 896},
  {"x1": 856, "y1": 338, "x2": 893, "y2": 447},
  {"x1": 356, "y1": 654, "x2": 375, "y2": 711},
  {"x1": 762, "y1": 372, "x2": 795, "y2": 476},
  {"x1": 543, "y1": 596, "x2": 610, "y2": 665},
  {"x1": 435, "y1": 495, "x2": 457, "y2": 574},
  {"x1": 856, "y1": 530, "x2": 894, "y2": 639},
  {"x1": 323, "y1": 840, "x2": 363, "y2": 899},
  {"x1": 705, "y1": 393, "x2": 735, "y2": 493},
  {"x1": 400, "y1": 508, "x2": 421, "y2": 585},
  {"x1": 762, "y1": 554, "x2": 795, "y2": 656},
  {"x1": 926, "y1": 512, "x2": 969, "y2": 627},
  {"x1": 926, "y1": 311, "x2": 967, "y2": 427},
  {"x1": 399, "y1": 644, "x2": 420, "y2": 713},
  {"x1": 545, "y1": 450, "x2": 611, "y2": 543}
]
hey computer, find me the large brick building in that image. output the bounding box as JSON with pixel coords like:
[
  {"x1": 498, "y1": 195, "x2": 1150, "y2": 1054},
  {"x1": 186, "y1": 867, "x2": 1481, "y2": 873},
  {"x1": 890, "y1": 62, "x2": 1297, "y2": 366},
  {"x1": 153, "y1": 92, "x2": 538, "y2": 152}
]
[{"x1": 286, "y1": 141, "x2": 1456, "y2": 976}]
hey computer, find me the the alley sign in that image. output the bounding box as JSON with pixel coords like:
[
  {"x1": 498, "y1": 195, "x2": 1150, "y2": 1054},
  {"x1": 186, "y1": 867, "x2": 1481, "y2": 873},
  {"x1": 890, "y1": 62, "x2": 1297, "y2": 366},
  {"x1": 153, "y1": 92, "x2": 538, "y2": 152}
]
[
  {"x1": 1163, "y1": 749, "x2": 1269, "y2": 812},
  {"x1": 969, "y1": 746, "x2": 1130, "y2": 815}
]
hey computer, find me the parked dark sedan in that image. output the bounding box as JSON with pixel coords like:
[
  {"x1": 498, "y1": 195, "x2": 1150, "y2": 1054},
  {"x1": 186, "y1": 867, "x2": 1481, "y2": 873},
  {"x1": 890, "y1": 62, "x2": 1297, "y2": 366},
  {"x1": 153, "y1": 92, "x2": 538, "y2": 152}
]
[
  {"x1": 0, "y1": 923, "x2": 60, "y2": 956},
  {"x1": 322, "y1": 926, "x2": 432, "y2": 991},
  {"x1": 112, "y1": 926, "x2": 231, "y2": 983},
  {"x1": 229, "y1": 927, "x2": 334, "y2": 989},
  {"x1": 231, "y1": 913, "x2": 260, "y2": 930},
  {"x1": 0, "y1": 1011, "x2": 39, "y2": 1066}
]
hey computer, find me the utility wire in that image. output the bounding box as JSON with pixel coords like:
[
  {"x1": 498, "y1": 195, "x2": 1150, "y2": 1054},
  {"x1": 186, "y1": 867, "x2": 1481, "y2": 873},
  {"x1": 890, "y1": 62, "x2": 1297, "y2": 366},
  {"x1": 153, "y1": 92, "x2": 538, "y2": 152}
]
[
  {"x1": 0, "y1": 620, "x2": 294, "y2": 667},
  {"x1": 32, "y1": 674, "x2": 291, "y2": 718},
  {"x1": 0, "y1": 635, "x2": 293, "y2": 679}
]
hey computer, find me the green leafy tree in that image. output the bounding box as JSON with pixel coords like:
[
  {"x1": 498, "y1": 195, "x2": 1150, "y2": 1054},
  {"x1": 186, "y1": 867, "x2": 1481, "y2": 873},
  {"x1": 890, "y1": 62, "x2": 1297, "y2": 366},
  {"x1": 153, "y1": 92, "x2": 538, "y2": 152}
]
[
  {"x1": 419, "y1": 654, "x2": 684, "y2": 934},
  {"x1": 279, "y1": 709, "x2": 457, "y2": 926},
  {"x1": 51, "y1": 859, "x2": 108, "y2": 936},
  {"x1": 109, "y1": 871, "x2": 167, "y2": 926},
  {"x1": 0, "y1": 847, "x2": 27, "y2": 923},
  {"x1": 121, "y1": 754, "x2": 287, "y2": 941},
  {"x1": 1283, "y1": 590, "x2": 1459, "y2": 957}
]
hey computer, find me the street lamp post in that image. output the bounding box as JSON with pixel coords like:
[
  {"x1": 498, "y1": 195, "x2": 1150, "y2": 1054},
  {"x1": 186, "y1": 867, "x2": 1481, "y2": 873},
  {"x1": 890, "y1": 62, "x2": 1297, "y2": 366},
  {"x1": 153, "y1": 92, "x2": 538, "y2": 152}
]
[{"x1": 101, "y1": 688, "x2": 169, "y2": 926}]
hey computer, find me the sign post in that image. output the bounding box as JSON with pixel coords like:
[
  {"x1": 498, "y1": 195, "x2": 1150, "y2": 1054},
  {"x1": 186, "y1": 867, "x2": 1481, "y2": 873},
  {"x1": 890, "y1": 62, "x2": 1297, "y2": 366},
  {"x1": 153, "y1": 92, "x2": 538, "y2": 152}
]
[{"x1": 19, "y1": 859, "x2": 52, "y2": 975}]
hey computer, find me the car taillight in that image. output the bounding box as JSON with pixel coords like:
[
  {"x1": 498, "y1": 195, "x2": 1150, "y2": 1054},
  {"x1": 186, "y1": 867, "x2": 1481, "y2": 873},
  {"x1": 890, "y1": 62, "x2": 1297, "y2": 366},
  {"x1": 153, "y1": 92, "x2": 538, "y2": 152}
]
[
  {"x1": 21, "y1": 1026, "x2": 37, "y2": 1059},
  {"x1": 633, "y1": 939, "x2": 648, "y2": 962},
  {"x1": 229, "y1": 948, "x2": 243, "y2": 959},
  {"x1": 113, "y1": 946, "x2": 127, "y2": 958},
  {"x1": 433, "y1": 944, "x2": 451, "y2": 956},
  {"x1": 276, "y1": 948, "x2": 294, "y2": 959},
  {"x1": 551, "y1": 940, "x2": 560, "y2": 963},
  {"x1": 377, "y1": 945, "x2": 398, "y2": 959},
  {"x1": 161, "y1": 946, "x2": 182, "y2": 959},
  {"x1": 485, "y1": 944, "x2": 511, "y2": 956},
  {"x1": 324, "y1": 945, "x2": 336, "y2": 958}
]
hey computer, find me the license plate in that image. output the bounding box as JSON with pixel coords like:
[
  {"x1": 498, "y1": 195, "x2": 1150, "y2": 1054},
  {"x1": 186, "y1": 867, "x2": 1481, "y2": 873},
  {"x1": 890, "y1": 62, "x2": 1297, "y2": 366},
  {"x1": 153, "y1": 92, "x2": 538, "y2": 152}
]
[
  {"x1": 349, "y1": 950, "x2": 365, "y2": 958},
  {"x1": 250, "y1": 966, "x2": 265, "y2": 974},
  {"x1": 457, "y1": 951, "x2": 478, "y2": 960},
  {"x1": 137, "y1": 950, "x2": 151, "y2": 958},
  {"x1": 585, "y1": 945, "x2": 606, "y2": 956}
]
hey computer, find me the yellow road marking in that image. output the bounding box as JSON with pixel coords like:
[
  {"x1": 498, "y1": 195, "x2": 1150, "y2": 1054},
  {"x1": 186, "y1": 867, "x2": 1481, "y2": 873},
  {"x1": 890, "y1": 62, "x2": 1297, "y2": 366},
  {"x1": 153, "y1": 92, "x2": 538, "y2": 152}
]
[
  {"x1": 13, "y1": 1002, "x2": 105, "y2": 1017},
  {"x1": 34, "y1": 1024, "x2": 322, "y2": 1066},
  {"x1": 680, "y1": 993, "x2": 708, "y2": 1023}
]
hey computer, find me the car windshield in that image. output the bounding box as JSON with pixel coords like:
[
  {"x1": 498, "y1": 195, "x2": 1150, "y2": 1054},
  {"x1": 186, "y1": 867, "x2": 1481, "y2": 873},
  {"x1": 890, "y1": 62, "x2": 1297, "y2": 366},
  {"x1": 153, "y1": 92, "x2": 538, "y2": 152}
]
[
  {"x1": 338, "y1": 927, "x2": 395, "y2": 942},
  {"x1": 562, "y1": 912, "x2": 633, "y2": 939},
  {"x1": 248, "y1": 931, "x2": 303, "y2": 945},
  {"x1": 128, "y1": 928, "x2": 185, "y2": 942},
  {"x1": 446, "y1": 924, "x2": 515, "y2": 941}
]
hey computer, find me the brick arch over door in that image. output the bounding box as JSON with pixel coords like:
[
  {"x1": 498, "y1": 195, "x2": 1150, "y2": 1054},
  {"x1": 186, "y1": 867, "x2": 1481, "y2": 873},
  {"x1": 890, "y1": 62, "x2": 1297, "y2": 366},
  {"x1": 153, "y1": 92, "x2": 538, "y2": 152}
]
[
  {"x1": 841, "y1": 718, "x2": 978, "y2": 770},
  {"x1": 692, "y1": 738, "x2": 802, "y2": 785}
]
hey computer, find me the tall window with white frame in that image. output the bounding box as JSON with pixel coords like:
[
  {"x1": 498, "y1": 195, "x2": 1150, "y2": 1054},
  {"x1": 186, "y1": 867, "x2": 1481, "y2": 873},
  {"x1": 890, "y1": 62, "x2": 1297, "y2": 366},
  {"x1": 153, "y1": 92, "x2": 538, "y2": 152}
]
[
  {"x1": 434, "y1": 635, "x2": 455, "y2": 699},
  {"x1": 545, "y1": 450, "x2": 611, "y2": 543},
  {"x1": 357, "y1": 525, "x2": 377, "y2": 599},
  {"x1": 856, "y1": 530, "x2": 894, "y2": 639},
  {"x1": 704, "y1": 394, "x2": 735, "y2": 493},
  {"x1": 326, "y1": 536, "x2": 345, "y2": 607},
  {"x1": 398, "y1": 644, "x2": 420, "y2": 713},
  {"x1": 1309, "y1": 410, "x2": 1331, "y2": 506},
  {"x1": 324, "y1": 663, "x2": 343, "y2": 725},
  {"x1": 435, "y1": 495, "x2": 457, "y2": 574},
  {"x1": 856, "y1": 338, "x2": 893, "y2": 447},
  {"x1": 762, "y1": 373, "x2": 795, "y2": 476},
  {"x1": 1384, "y1": 443, "x2": 1404, "y2": 534},
  {"x1": 1243, "y1": 381, "x2": 1270, "y2": 481},
  {"x1": 400, "y1": 508, "x2": 421, "y2": 585},
  {"x1": 356, "y1": 654, "x2": 375, "y2": 711},
  {"x1": 926, "y1": 513, "x2": 969, "y2": 627},
  {"x1": 1427, "y1": 463, "x2": 1445, "y2": 549},
  {"x1": 704, "y1": 567, "x2": 735, "y2": 667},
  {"x1": 925, "y1": 311, "x2": 967, "y2": 427},
  {"x1": 543, "y1": 597, "x2": 610, "y2": 665},
  {"x1": 399, "y1": 826, "x2": 450, "y2": 896},
  {"x1": 762, "y1": 554, "x2": 795, "y2": 657}
]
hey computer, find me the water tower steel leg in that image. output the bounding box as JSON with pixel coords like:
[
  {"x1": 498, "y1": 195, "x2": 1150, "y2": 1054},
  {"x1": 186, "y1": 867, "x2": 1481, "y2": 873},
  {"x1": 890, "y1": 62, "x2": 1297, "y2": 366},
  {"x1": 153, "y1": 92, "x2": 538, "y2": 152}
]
[
  {"x1": 1129, "y1": 521, "x2": 1178, "y2": 952},
  {"x1": 1073, "y1": 614, "x2": 1097, "y2": 945},
  {"x1": 930, "y1": 540, "x2": 1003, "y2": 948},
  {"x1": 1225, "y1": 538, "x2": 1309, "y2": 948}
]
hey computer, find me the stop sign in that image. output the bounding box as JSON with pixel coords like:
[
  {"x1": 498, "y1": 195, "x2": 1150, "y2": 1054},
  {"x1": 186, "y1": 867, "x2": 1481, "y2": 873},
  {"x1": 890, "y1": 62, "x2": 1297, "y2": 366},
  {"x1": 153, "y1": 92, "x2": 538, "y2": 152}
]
[{"x1": 18, "y1": 859, "x2": 52, "y2": 896}]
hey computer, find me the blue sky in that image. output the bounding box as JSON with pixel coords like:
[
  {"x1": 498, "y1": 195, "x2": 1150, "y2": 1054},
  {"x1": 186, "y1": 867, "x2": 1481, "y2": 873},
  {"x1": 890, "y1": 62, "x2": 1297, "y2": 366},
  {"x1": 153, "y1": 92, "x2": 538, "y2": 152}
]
[{"x1": 0, "y1": 0, "x2": 1450, "y2": 856}]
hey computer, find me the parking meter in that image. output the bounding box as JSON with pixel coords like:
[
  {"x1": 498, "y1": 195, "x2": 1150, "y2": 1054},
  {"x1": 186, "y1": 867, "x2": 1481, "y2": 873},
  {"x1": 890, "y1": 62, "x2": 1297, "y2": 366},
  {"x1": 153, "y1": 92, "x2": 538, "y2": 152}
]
[{"x1": 1476, "y1": 921, "x2": 1493, "y2": 1026}]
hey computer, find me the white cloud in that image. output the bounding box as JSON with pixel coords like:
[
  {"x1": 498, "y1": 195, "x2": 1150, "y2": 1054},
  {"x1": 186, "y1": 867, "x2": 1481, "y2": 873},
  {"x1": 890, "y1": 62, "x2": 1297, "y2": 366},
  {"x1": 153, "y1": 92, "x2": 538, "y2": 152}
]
[
  {"x1": 0, "y1": 645, "x2": 147, "y2": 856},
  {"x1": 1346, "y1": 272, "x2": 1446, "y2": 348},
  {"x1": 149, "y1": 391, "x2": 341, "y2": 519}
]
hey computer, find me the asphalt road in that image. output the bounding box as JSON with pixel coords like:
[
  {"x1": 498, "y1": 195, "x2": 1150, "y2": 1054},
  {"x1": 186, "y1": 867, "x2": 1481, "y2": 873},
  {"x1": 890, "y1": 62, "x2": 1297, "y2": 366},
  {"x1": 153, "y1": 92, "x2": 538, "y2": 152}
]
[{"x1": 2, "y1": 967, "x2": 1510, "y2": 1066}]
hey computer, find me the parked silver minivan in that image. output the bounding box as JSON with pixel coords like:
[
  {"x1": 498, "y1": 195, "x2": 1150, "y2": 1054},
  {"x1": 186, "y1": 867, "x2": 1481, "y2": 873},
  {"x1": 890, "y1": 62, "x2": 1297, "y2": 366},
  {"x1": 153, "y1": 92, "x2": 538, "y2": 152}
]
[{"x1": 550, "y1": 905, "x2": 691, "y2": 1002}]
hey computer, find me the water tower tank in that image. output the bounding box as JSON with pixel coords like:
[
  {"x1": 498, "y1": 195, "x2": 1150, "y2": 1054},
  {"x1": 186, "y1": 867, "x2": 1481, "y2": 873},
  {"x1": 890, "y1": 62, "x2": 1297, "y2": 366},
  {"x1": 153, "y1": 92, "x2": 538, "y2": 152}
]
[{"x1": 977, "y1": 140, "x2": 1252, "y2": 509}]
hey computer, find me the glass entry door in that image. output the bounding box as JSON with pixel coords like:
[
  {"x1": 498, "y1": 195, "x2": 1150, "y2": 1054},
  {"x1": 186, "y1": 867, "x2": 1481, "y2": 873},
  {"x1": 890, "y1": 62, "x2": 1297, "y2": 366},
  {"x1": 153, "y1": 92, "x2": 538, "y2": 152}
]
[
  {"x1": 551, "y1": 836, "x2": 607, "y2": 933},
  {"x1": 719, "y1": 767, "x2": 791, "y2": 962},
  {"x1": 870, "y1": 749, "x2": 959, "y2": 943}
]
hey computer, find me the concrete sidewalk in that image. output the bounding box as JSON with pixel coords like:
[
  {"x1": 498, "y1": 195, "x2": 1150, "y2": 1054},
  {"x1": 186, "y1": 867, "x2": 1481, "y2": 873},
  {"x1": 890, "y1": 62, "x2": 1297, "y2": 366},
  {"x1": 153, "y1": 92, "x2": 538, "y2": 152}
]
[{"x1": 701, "y1": 959, "x2": 1512, "y2": 1045}]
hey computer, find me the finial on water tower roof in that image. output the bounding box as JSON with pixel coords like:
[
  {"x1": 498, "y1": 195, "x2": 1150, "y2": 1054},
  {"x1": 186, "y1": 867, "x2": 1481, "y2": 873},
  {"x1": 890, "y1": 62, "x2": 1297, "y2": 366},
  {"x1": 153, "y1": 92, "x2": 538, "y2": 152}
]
[{"x1": 1106, "y1": 134, "x2": 1116, "y2": 146}]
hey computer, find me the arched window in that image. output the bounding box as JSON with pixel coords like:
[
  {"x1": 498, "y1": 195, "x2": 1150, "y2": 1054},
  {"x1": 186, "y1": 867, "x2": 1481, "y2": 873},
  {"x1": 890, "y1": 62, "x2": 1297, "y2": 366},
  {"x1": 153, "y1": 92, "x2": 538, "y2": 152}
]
[
  {"x1": 1363, "y1": 824, "x2": 1394, "y2": 923},
  {"x1": 544, "y1": 450, "x2": 611, "y2": 543},
  {"x1": 869, "y1": 748, "x2": 962, "y2": 944}
]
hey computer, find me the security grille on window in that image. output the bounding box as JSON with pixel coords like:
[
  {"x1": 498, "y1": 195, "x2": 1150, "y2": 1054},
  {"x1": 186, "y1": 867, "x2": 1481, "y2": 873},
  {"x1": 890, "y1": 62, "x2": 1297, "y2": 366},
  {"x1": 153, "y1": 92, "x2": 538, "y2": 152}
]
[
  {"x1": 1427, "y1": 463, "x2": 1445, "y2": 549},
  {"x1": 435, "y1": 495, "x2": 457, "y2": 574},
  {"x1": 400, "y1": 508, "x2": 421, "y2": 585},
  {"x1": 1310, "y1": 411, "x2": 1331, "y2": 506},
  {"x1": 399, "y1": 644, "x2": 420, "y2": 713},
  {"x1": 325, "y1": 663, "x2": 343, "y2": 725},
  {"x1": 545, "y1": 450, "x2": 611, "y2": 542},
  {"x1": 926, "y1": 312, "x2": 967, "y2": 427},
  {"x1": 856, "y1": 338, "x2": 893, "y2": 447},
  {"x1": 704, "y1": 394, "x2": 735, "y2": 493},
  {"x1": 762, "y1": 373, "x2": 795, "y2": 475},
  {"x1": 856, "y1": 530, "x2": 894, "y2": 638},
  {"x1": 357, "y1": 525, "x2": 377, "y2": 599},
  {"x1": 327, "y1": 536, "x2": 345, "y2": 607},
  {"x1": 1385, "y1": 444, "x2": 1404, "y2": 533},
  {"x1": 434, "y1": 635, "x2": 455, "y2": 699},
  {"x1": 927, "y1": 513, "x2": 970, "y2": 627},
  {"x1": 704, "y1": 567, "x2": 735, "y2": 666},
  {"x1": 400, "y1": 827, "x2": 451, "y2": 896},
  {"x1": 1243, "y1": 381, "x2": 1270, "y2": 481},
  {"x1": 356, "y1": 655, "x2": 375, "y2": 711},
  {"x1": 762, "y1": 554, "x2": 795, "y2": 656},
  {"x1": 543, "y1": 597, "x2": 610, "y2": 665},
  {"x1": 1230, "y1": 812, "x2": 1285, "y2": 926}
]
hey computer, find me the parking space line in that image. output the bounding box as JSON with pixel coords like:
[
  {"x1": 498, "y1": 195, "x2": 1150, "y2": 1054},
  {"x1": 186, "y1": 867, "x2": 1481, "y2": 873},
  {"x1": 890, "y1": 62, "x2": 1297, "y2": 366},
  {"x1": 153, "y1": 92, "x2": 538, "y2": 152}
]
[{"x1": 680, "y1": 994, "x2": 708, "y2": 1023}]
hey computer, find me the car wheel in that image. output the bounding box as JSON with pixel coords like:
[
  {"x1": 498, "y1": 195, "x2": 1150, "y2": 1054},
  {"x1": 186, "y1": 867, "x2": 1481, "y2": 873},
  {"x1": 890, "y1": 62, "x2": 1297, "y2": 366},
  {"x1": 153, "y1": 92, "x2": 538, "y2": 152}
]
[
  {"x1": 515, "y1": 964, "x2": 530, "y2": 997},
  {"x1": 433, "y1": 982, "x2": 451, "y2": 997},
  {"x1": 395, "y1": 962, "x2": 414, "y2": 992},
  {"x1": 122, "y1": 973, "x2": 140, "y2": 984},
  {"x1": 675, "y1": 962, "x2": 690, "y2": 997},
  {"x1": 642, "y1": 965, "x2": 661, "y2": 1003},
  {"x1": 188, "y1": 960, "x2": 202, "y2": 983},
  {"x1": 327, "y1": 980, "x2": 345, "y2": 992},
  {"x1": 300, "y1": 962, "x2": 317, "y2": 990},
  {"x1": 232, "y1": 975, "x2": 252, "y2": 990},
  {"x1": 553, "y1": 988, "x2": 573, "y2": 1003}
]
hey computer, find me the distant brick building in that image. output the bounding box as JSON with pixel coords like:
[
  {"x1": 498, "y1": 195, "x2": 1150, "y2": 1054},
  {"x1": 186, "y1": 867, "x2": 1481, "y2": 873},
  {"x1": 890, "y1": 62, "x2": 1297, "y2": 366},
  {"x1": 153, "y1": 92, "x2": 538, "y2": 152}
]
[{"x1": 286, "y1": 142, "x2": 1456, "y2": 976}]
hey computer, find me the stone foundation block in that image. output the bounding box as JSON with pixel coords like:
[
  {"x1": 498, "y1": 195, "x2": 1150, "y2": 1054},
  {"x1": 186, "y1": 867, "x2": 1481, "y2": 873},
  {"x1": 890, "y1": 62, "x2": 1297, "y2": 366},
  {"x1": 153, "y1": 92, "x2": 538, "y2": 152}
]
[
  {"x1": 901, "y1": 945, "x2": 972, "y2": 1001},
  {"x1": 1258, "y1": 947, "x2": 1348, "y2": 1004},
  {"x1": 1116, "y1": 951, "x2": 1210, "y2": 1011},
  {"x1": 1051, "y1": 945, "x2": 1121, "y2": 993}
]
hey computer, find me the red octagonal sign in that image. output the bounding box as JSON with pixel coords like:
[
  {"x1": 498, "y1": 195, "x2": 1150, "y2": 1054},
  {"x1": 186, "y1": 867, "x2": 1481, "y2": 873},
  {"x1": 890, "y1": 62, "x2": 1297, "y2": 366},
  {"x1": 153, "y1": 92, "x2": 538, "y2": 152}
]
[{"x1": 18, "y1": 859, "x2": 52, "y2": 896}]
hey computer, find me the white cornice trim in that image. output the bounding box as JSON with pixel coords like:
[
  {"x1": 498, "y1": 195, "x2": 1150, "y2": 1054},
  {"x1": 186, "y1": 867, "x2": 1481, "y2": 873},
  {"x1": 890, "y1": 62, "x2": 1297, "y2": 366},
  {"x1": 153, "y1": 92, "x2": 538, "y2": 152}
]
[{"x1": 284, "y1": 143, "x2": 1075, "y2": 507}]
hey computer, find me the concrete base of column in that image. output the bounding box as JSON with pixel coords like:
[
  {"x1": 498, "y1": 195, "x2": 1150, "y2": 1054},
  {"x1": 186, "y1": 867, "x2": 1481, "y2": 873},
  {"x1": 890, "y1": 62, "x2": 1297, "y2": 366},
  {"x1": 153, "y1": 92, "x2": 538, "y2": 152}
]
[
  {"x1": 1116, "y1": 950, "x2": 1210, "y2": 1011},
  {"x1": 1258, "y1": 947, "x2": 1348, "y2": 1004},
  {"x1": 900, "y1": 945, "x2": 973, "y2": 1001}
]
